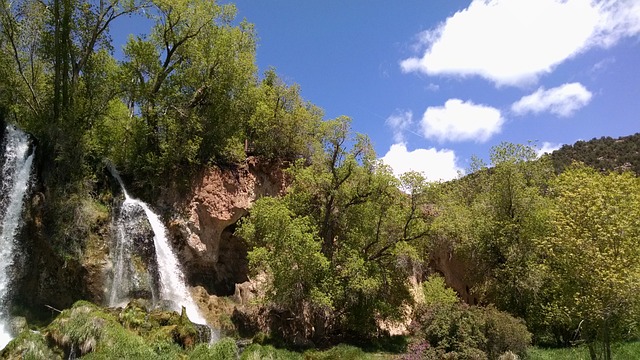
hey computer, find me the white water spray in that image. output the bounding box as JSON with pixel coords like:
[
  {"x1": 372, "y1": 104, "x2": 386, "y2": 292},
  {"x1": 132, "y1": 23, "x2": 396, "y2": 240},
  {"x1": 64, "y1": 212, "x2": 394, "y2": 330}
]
[
  {"x1": 108, "y1": 168, "x2": 208, "y2": 326},
  {"x1": 108, "y1": 198, "x2": 158, "y2": 307},
  {"x1": 0, "y1": 125, "x2": 34, "y2": 348}
]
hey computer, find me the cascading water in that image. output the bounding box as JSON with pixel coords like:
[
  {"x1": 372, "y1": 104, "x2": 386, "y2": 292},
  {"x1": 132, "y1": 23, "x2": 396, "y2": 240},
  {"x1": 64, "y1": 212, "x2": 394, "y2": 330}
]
[
  {"x1": 108, "y1": 197, "x2": 158, "y2": 307},
  {"x1": 0, "y1": 125, "x2": 34, "y2": 348},
  {"x1": 108, "y1": 168, "x2": 210, "y2": 328}
]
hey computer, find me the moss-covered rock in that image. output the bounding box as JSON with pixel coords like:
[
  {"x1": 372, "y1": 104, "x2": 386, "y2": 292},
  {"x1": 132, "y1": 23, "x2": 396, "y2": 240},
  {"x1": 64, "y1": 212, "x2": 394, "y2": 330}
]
[
  {"x1": 0, "y1": 329, "x2": 62, "y2": 360},
  {"x1": 2, "y1": 300, "x2": 214, "y2": 359}
]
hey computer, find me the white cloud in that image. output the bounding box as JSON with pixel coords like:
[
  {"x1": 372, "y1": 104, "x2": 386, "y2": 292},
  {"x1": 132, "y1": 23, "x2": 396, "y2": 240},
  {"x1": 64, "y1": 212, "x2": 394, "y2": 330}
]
[
  {"x1": 400, "y1": 0, "x2": 640, "y2": 87},
  {"x1": 381, "y1": 143, "x2": 461, "y2": 182},
  {"x1": 511, "y1": 83, "x2": 593, "y2": 117},
  {"x1": 385, "y1": 110, "x2": 413, "y2": 143},
  {"x1": 537, "y1": 142, "x2": 562, "y2": 157},
  {"x1": 590, "y1": 57, "x2": 616, "y2": 76},
  {"x1": 421, "y1": 99, "x2": 504, "y2": 142},
  {"x1": 426, "y1": 83, "x2": 440, "y2": 92}
]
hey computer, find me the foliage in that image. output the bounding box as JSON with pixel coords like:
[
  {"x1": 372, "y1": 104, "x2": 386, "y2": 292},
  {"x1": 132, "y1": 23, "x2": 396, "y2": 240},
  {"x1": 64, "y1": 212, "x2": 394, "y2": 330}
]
[
  {"x1": 411, "y1": 303, "x2": 531, "y2": 359},
  {"x1": 238, "y1": 196, "x2": 331, "y2": 311},
  {"x1": 9, "y1": 300, "x2": 219, "y2": 359},
  {"x1": 430, "y1": 142, "x2": 553, "y2": 334},
  {"x1": 539, "y1": 164, "x2": 640, "y2": 359},
  {"x1": 240, "y1": 344, "x2": 302, "y2": 360},
  {"x1": 551, "y1": 133, "x2": 640, "y2": 175},
  {"x1": 247, "y1": 68, "x2": 324, "y2": 161},
  {"x1": 0, "y1": 0, "x2": 326, "y2": 195},
  {"x1": 304, "y1": 344, "x2": 380, "y2": 360},
  {"x1": 0, "y1": 329, "x2": 62, "y2": 360},
  {"x1": 45, "y1": 192, "x2": 110, "y2": 260},
  {"x1": 483, "y1": 306, "x2": 532, "y2": 359},
  {"x1": 528, "y1": 342, "x2": 640, "y2": 360},
  {"x1": 189, "y1": 337, "x2": 238, "y2": 360},
  {"x1": 46, "y1": 301, "x2": 158, "y2": 359},
  {"x1": 237, "y1": 119, "x2": 434, "y2": 341},
  {"x1": 421, "y1": 275, "x2": 458, "y2": 309}
]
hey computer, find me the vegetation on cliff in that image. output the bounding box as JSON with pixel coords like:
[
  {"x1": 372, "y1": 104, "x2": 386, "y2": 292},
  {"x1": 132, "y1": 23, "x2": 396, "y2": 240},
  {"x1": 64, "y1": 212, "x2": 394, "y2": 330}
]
[
  {"x1": 238, "y1": 116, "x2": 433, "y2": 342},
  {"x1": 0, "y1": 0, "x2": 324, "y2": 313}
]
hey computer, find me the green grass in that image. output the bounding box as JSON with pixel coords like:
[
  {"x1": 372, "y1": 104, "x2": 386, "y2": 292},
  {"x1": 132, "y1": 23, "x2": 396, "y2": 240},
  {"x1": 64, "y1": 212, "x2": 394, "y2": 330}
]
[
  {"x1": 527, "y1": 342, "x2": 640, "y2": 360},
  {"x1": 239, "y1": 343, "x2": 396, "y2": 360}
]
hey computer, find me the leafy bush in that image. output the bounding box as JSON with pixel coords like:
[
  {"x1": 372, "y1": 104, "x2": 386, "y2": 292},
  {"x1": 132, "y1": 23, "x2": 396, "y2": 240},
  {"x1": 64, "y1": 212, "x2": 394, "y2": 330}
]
[
  {"x1": 304, "y1": 344, "x2": 373, "y2": 359},
  {"x1": 410, "y1": 303, "x2": 531, "y2": 359},
  {"x1": 483, "y1": 306, "x2": 531, "y2": 358},
  {"x1": 422, "y1": 275, "x2": 459, "y2": 309}
]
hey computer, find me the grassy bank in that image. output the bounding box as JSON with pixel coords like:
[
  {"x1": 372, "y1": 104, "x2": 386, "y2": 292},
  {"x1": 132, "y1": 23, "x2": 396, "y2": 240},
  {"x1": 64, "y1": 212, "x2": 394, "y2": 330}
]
[{"x1": 528, "y1": 342, "x2": 640, "y2": 360}]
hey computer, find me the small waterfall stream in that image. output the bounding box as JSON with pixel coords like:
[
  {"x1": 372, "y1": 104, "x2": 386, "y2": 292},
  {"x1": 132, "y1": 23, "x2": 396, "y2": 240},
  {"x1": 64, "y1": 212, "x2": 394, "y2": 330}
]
[
  {"x1": 108, "y1": 197, "x2": 158, "y2": 307},
  {"x1": 108, "y1": 168, "x2": 209, "y2": 327},
  {"x1": 0, "y1": 125, "x2": 34, "y2": 348}
]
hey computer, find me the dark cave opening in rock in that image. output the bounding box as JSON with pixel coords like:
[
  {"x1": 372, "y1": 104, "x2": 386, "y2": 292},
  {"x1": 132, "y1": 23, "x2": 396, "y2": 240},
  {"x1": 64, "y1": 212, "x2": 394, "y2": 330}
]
[{"x1": 188, "y1": 221, "x2": 249, "y2": 296}]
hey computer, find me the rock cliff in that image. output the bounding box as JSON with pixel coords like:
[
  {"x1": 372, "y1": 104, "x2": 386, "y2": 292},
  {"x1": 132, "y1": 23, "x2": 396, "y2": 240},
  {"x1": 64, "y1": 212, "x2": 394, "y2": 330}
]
[{"x1": 167, "y1": 157, "x2": 287, "y2": 296}]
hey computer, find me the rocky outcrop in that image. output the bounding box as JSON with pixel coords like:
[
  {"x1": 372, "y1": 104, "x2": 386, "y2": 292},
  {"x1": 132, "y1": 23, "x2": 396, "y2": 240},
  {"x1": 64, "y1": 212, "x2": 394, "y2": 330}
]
[
  {"x1": 168, "y1": 158, "x2": 286, "y2": 296},
  {"x1": 429, "y1": 243, "x2": 478, "y2": 305}
]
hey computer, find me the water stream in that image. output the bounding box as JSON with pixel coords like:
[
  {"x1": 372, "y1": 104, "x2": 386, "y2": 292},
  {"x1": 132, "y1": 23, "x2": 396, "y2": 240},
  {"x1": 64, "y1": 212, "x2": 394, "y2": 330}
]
[
  {"x1": 0, "y1": 125, "x2": 34, "y2": 348},
  {"x1": 108, "y1": 168, "x2": 209, "y2": 327}
]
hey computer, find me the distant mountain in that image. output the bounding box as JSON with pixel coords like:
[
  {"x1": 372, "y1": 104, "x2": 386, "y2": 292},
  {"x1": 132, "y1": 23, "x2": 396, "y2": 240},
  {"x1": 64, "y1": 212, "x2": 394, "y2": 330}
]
[{"x1": 550, "y1": 133, "x2": 640, "y2": 175}]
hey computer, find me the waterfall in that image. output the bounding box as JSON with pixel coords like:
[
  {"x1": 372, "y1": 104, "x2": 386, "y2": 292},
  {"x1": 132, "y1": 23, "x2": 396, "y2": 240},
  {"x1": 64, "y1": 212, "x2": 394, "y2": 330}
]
[
  {"x1": 0, "y1": 125, "x2": 34, "y2": 348},
  {"x1": 108, "y1": 168, "x2": 209, "y2": 327},
  {"x1": 108, "y1": 198, "x2": 158, "y2": 307}
]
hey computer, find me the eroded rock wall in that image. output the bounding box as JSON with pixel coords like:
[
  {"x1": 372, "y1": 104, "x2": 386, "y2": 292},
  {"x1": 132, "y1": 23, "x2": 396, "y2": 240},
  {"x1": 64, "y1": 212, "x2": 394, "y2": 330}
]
[
  {"x1": 168, "y1": 158, "x2": 286, "y2": 296},
  {"x1": 429, "y1": 243, "x2": 478, "y2": 305}
]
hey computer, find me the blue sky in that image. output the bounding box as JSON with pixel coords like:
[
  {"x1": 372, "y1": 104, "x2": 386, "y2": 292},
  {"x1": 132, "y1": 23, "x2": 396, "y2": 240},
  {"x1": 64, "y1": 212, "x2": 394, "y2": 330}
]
[
  {"x1": 114, "y1": 0, "x2": 640, "y2": 182},
  {"x1": 226, "y1": 0, "x2": 640, "y2": 181}
]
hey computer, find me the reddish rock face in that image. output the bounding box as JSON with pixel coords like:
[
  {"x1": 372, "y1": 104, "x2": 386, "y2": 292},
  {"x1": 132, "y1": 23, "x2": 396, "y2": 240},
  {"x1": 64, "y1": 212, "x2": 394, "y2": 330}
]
[
  {"x1": 169, "y1": 158, "x2": 287, "y2": 296},
  {"x1": 429, "y1": 243, "x2": 478, "y2": 305}
]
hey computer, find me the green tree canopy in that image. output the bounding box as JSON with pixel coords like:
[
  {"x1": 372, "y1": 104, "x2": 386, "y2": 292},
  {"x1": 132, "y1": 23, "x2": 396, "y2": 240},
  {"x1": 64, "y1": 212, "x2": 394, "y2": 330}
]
[
  {"x1": 238, "y1": 118, "x2": 435, "y2": 340},
  {"x1": 540, "y1": 164, "x2": 640, "y2": 360}
]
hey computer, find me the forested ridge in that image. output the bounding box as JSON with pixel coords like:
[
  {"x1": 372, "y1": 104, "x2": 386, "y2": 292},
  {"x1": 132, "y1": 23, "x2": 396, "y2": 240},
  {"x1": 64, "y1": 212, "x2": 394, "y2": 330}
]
[
  {"x1": 551, "y1": 133, "x2": 640, "y2": 174},
  {"x1": 0, "y1": 1, "x2": 639, "y2": 359}
]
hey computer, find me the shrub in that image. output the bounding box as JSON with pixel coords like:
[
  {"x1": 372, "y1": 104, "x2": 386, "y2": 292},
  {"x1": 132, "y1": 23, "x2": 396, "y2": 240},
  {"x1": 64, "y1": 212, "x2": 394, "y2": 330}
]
[
  {"x1": 410, "y1": 303, "x2": 532, "y2": 359},
  {"x1": 304, "y1": 344, "x2": 372, "y2": 359},
  {"x1": 483, "y1": 306, "x2": 531, "y2": 358},
  {"x1": 422, "y1": 275, "x2": 458, "y2": 309}
]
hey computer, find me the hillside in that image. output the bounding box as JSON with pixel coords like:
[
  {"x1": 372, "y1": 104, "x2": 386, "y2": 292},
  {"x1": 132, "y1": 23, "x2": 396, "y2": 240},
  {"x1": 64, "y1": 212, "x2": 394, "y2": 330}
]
[{"x1": 551, "y1": 133, "x2": 640, "y2": 174}]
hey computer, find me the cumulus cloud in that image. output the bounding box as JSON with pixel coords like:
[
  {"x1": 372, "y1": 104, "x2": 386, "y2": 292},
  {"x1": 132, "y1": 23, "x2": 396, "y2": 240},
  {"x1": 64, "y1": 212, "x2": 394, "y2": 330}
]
[
  {"x1": 385, "y1": 110, "x2": 413, "y2": 143},
  {"x1": 537, "y1": 142, "x2": 563, "y2": 157},
  {"x1": 511, "y1": 83, "x2": 593, "y2": 117},
  {"x1": 421, "y1": 99, "x2": 504, "y2": 142},
  {"x1": 400, "y1": 0, "x2": 640, "y2": 87},
  {"x1": 381, "y1": 143, "x2": 461, "y2": 182}
]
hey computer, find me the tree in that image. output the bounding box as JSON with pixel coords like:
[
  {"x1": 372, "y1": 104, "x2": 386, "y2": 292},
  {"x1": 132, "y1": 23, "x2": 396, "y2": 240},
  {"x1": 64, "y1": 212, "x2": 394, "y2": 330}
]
[
  {"x1": 430, "y1": 142, "x2": 553, "y2": 331},
  {"x1": 119, "y1": 0, "x2": 258, "y2": 186},
  {"x1": 0, "y1": 0, "x2": 147, "y2": 182},
  {"x1": 0, "y1": 0, "x2": 50, "y2": 125},
  {"x1": 540, "y1": 164, "x2": 640, "y2": 360},
  {"x1": 237, "y1": 118, "x2": 434, "y2": 340},
  {"x1": 473, "y1": 143, "x2": 552, "y2": 319},
  {"x1": 237, "y1": 197, "x2": 331, "y2": 313},
  {"x1": 247, "y1": 68, "x2": 323, "y2": 160}
]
